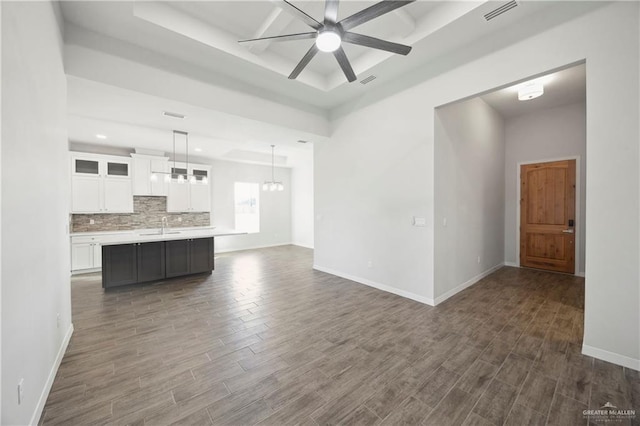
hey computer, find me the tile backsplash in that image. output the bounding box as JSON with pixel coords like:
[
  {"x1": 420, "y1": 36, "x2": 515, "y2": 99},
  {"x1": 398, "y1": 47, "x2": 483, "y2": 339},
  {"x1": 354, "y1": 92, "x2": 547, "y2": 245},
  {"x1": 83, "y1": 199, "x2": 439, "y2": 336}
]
[{"x1": 71, "y1": 196, "x2": 210, "y2": 233}]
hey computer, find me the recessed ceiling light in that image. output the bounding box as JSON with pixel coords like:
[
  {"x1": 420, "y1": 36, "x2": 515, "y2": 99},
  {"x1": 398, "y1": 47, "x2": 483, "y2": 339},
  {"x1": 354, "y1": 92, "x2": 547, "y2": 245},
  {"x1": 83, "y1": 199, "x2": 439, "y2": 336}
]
[
  {"x1": 194, "y1": 148, "x2": 202, "y2": 152},
  {"x1": 162, "y1": 111, "x2": 186, "y2": 119},
  {"x1": 96, "y1": 134, "x2": 107, "y2": 139}
]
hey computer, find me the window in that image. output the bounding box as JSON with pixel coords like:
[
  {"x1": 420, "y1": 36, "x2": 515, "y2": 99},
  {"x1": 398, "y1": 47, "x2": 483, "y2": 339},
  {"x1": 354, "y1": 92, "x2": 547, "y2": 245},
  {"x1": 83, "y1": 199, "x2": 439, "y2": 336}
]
[{"x1": 234, "y1": 182, "x2": 260, "y2": 233}]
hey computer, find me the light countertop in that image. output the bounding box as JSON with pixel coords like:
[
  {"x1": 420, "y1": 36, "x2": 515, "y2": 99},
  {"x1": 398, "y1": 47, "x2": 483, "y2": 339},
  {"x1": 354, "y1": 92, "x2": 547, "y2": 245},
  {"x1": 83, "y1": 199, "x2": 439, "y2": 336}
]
[{"x1": 72, "y1": 227, "x2": 245, "y2": 246}]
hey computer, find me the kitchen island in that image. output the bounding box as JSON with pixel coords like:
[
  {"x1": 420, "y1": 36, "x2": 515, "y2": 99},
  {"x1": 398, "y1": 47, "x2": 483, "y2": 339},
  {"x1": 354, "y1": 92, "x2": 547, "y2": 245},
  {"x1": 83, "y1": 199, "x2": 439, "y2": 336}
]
[{"x1": 100, "y1": 228, "x2": 243, "y2": 288}]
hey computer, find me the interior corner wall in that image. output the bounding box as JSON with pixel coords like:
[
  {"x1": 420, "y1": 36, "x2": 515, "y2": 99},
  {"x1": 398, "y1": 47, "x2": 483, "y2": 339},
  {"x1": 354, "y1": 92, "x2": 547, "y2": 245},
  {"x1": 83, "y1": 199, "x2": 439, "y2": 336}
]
[
  {"x1": 209, "y1": 159, "x2": 292, "y2": 252},
  {"x1": 504, "y1": 102, "x2": 586, "y2": 274},
  {"x1": 315, "y1": 2, "x2": 639, "y2": 368},
  {"x1": 0, "y1": 3, "x2": 3, "y2": 420},
  {"x1": 291, "y1": 152, "x2": 314, "y2": 249},
  {"x1": 1, "y1": 2, "x2": 73, "y2": 425},
  {"x1": 434, "y1": 98, "x2": 505, "y2": 303}
]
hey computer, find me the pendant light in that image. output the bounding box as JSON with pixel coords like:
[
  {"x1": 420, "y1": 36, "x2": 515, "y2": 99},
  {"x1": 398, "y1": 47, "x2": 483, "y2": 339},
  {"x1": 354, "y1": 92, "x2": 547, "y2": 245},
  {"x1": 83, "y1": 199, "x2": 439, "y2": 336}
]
[
  {"x1": 150, "y1": 130, "x2": 207, "y2": 184},
  {"x1": 263, "y1": 145, "x2": 284, "y2": 192}
]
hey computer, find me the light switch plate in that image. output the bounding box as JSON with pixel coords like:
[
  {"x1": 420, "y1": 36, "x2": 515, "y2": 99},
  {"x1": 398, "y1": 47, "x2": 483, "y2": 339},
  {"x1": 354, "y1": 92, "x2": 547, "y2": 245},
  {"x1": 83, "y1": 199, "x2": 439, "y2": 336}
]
[{"x1": 413, "y1": 217, "x2": 426, "y2": 227}]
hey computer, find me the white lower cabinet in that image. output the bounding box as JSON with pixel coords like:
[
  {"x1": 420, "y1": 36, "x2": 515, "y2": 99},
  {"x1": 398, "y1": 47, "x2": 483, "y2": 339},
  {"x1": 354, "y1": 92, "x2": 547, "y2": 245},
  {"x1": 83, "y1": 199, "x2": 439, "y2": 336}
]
[{"x1": 71, "y1": 236, "x2": 103, "y2": 272}]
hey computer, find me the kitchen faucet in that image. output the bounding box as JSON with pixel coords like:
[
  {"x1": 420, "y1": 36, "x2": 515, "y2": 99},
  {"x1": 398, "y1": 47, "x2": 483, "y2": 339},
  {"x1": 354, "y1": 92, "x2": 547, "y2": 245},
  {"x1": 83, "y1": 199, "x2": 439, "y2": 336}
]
[{"x1": 161, "y1": 216, "x2": 168, "y2": 235}]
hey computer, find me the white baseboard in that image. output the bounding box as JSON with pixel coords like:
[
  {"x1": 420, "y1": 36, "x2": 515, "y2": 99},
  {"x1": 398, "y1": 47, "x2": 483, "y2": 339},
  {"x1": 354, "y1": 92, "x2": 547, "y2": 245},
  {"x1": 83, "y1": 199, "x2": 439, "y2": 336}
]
[
  {"x1": 582, "y1": 344, "x2": 640, "y2": 371},
  {"x1": 214, "y1": 242, "x2": 293, "y2": 254},
  {"x1": 291, "y1": 243, "x2": 314, "y2": 250},
  {"x1": 434, "y1": 263, "x2": 505, "y2": 306},
  {"x1": 30, "y1": 323, "x2": 74, "y2": 425},
  {"x1": 312, "y1": 265, "x2": 435, "y2": 306}
]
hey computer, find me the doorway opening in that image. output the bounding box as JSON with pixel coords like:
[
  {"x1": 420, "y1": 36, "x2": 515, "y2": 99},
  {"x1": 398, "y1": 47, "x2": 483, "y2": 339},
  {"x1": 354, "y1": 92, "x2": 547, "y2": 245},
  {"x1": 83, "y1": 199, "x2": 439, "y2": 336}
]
[{"x1": 433, "y1": 61, "x2": 586, "y2": 303}]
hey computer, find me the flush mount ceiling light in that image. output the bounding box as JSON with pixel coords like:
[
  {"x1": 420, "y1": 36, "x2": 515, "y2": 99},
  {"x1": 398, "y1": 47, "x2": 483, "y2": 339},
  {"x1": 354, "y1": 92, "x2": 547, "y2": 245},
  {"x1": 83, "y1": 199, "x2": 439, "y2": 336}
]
[
  {"x1": 150, "y1": 130, "x2": 208, "y2": 185},
  {"x1": 95, "y1": 134, "x2": 107, "y2": 140},
  {"x1": 263, "y1": 145, "x2": 284, "y2": 192},
  {"x1": 238, "y1": 0, "x2": 414, "y2": 83},
  {"x1": 518, "y1": 82, "x2": 544, "y2": 101}
]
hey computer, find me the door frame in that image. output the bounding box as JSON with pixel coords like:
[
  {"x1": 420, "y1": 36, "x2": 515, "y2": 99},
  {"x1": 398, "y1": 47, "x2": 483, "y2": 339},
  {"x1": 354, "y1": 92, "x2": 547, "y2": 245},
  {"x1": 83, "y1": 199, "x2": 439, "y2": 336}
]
[{"x1": 515, "y1": 155, "x2": 582, "y2": 276}]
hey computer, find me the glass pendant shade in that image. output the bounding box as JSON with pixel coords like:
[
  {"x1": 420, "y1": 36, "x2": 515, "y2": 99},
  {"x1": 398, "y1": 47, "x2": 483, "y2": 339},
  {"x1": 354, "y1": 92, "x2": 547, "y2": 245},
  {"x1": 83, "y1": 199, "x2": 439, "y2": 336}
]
[
  {"x1": 263, "y1": 145, "x2": 284, "y2": 192},
  {"x1": 150, "y1": 130, "x2": 206, "y2": 185}
]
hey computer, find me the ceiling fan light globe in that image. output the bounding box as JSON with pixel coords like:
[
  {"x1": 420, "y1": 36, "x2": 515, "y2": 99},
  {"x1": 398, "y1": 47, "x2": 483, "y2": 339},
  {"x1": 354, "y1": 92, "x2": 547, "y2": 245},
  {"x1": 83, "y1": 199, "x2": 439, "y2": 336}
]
[{"x1": 316, "y1": 31, "x2": 341, "y2": 53}]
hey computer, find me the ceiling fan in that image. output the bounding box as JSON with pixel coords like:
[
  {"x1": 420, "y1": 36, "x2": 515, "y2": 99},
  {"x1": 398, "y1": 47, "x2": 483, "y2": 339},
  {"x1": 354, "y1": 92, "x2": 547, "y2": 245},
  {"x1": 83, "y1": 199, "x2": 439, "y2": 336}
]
[{"x1": 239, "y1": 0, "x2": 415, "y2": 83}]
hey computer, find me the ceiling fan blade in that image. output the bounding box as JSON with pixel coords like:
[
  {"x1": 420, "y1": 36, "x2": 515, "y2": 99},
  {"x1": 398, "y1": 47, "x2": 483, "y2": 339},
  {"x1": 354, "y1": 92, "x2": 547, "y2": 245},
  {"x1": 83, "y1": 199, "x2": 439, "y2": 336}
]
[
  {"x1": 342, "y1": 32, "x2": 411, "y2": 55},
  {"x1": 283, "y1": 0, "x2": 323, "y2": 30},
  {"x1": 324, "y1": 0, "x2": 339, "y2": 24},
  {"x1": 333, "y1": 47, "x2": 356, "y2": 82},
  {"x1": 338, "y1": 0, "x2": 415, "y2": 31},
  {"x1": 239, "y1": 32, "x2": 317, "y2": 44},
  {"x1": 289, "y1": 44, "x2": 319, "y2": 80}
]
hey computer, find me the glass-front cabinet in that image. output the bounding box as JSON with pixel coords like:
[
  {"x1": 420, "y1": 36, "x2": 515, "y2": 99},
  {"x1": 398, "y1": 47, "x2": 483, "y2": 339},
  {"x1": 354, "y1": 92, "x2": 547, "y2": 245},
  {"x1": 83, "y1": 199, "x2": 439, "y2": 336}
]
[
  {"x1": 167, "y1": 163, "x2": 211, "y2": 213},
  {"x1": 70, "y1": 153, "x2": 133, "y2": 213}
]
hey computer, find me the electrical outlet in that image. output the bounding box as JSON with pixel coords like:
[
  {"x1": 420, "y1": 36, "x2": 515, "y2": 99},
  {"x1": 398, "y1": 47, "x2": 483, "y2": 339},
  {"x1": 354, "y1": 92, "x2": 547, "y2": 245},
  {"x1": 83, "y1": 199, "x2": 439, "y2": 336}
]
[
  {"x1": 367, "y1": 260, "x2": 373, "y2": 268},
  {"x1": 477, "y1": 255, "x2": 481, "y2": 264},
  {"x1": 89, "y1": 219, "x2": 95, "y2": 225},
  {"x1": 57, "y1": 313, "x2": 60, "y2": 329},
  {"x1": 18, "y1": 379, "x2": 24, "y2": 405},
  {"x1": 178, "y1": 217, "x2": 182, "y2": 222}
]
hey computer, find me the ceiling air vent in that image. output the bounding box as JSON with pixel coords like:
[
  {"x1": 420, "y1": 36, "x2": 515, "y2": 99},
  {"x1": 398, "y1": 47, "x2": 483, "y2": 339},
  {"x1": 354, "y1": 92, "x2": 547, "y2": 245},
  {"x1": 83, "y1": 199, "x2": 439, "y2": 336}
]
[
  {"x1": 162, "y1": 111, "x2": 186, "y2": 119},
  {"x1": 297, "y1": 140, "x2": 309, "y2": 144},
  {"x1": 360, "y1": 75, "x2": 377, "y2": 85},
  {"x1": 484, "y1": 0, "x2": 518, "y2": 21}
]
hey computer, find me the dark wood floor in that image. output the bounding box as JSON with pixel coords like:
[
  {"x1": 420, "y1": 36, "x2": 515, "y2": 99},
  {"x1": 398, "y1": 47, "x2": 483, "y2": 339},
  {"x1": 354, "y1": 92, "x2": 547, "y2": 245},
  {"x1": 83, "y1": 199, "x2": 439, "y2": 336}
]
[{"x1": 41, "y1": 245, "x2": 638, "y2": 425}]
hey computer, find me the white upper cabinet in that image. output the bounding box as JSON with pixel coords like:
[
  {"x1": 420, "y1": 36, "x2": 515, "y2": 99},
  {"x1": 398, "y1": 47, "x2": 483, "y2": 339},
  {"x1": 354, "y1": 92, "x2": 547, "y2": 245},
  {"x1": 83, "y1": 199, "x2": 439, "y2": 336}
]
[
  {"x1": 70, "y1": 153, "x2": 133, "y2": 213},
  {"x1": 167, "y1": 163, "x2": 211, "y2": 212},
  {"x1": 131, "y1": 154, "x2": 169, "y2": 196}
]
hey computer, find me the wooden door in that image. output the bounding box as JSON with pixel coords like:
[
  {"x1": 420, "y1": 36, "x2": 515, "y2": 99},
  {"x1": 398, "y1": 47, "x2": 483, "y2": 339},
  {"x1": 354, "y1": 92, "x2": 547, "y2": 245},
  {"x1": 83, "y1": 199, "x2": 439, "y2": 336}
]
[{"x1": 520, "y1": 159, "x2": 576, "y2": 274}]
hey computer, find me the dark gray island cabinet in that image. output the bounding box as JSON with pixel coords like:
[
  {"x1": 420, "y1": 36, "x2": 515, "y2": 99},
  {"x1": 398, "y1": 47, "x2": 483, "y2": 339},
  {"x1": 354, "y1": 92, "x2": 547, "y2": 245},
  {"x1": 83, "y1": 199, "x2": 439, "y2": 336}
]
[{"x1": 102, "y1": 237, "x2": 214, "y2": 288}]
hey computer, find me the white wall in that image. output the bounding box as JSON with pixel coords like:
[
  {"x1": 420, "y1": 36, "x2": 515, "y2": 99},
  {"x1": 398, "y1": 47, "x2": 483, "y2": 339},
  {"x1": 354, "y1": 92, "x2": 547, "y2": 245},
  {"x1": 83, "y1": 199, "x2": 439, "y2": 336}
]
[
  {"x1": 1, "y1": 2, "x2": 73, "y2": 424},
  {"x1": 0, "y1": 3, "x2": 3, "y2": 420},
  {"x1": 210, "y1": 159, "x2": 292, "y2": 252},
  {"x1": 291, "y1": 151, "x2": 314, "y2": 249},
  {"x1": 434, "y1": 98, "x2": 505, "y2": 303},
  {"x1": 315, "y1": 3, "x2": 639, "y2": 368},
  {"x1": 504, "y1": 102, "x2": 586, "y2": 274}
]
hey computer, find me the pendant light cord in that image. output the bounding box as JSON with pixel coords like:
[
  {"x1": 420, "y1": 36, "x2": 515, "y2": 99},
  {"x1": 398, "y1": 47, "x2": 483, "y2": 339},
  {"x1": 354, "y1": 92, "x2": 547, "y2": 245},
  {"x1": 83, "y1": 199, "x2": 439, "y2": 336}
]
[{"x1": 271, "y1": 145, "x2": 275, "y2": 182}]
